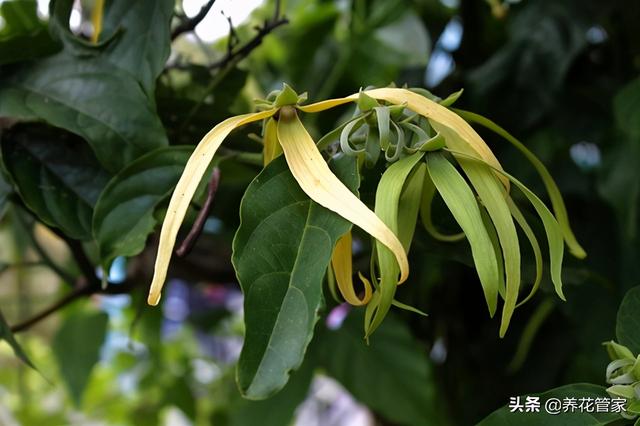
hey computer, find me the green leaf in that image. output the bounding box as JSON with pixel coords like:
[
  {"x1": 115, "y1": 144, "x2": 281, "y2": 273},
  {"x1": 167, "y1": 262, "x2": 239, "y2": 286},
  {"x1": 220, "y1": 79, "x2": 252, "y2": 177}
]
[
  {"x1": 478, "y1": 384, "x2": 621, "y2": 426},
  {"x1": 93, "y1": 146, "x2": 193, "y2": 268},
  {"x1": 616, "y1": 286, "x2": 640, "y2": 355},
  {"x1": 0, "y1": 0, "x2": 59, "y2": 64},
  {"x1": 99, "y1": 0, "x2": 174, "y2": 94},
  {"x1": 317, "y1": 310, "x2": 449, "y2": 426},
  {"x1": 232, "y1": 154, "x2": 359, "y2": 399},
  {"x1": 0, "y1": 52, "x2": 168, "y2": 172},
  {"x1": 0, "y1": 308, "x2": 36, "y2": 369},
  {"x1": 1, "y1": 124, "x2": 111, "y2": 240},
  {"x1": 226, "y1": 353, "x2": 314, "y2": 426},
  {"x1": 614, "y1": 77, "x2": 640, "y2": 139},
  {"x1": 367, "y1": 152, "x2": 424, "y2": 336},
  {"x1": 0, "y1": 0, "x2": 42, "y2": 35},
  {"x1": 426, "y1": 152, "x2": 500, "y2": 316},
  {"x1": 52, "y1": 308, "x2": 109, "y2": 405},
  {"x1": 0, "y1": 172, "x2": 11, "y2": 219}
]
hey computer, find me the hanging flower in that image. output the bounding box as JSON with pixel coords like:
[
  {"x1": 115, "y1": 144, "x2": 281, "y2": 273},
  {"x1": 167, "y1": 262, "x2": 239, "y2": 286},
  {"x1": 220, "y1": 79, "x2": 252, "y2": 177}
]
[{"x1": 147, "y1": 84, "x2": 585, "y2": 337}]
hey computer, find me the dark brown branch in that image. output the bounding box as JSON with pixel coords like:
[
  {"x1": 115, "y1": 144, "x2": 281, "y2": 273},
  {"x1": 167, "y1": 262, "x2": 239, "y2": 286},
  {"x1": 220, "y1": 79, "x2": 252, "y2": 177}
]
[
  {"x1": 171, "y1": 0, "x2": 217, "y2": 40},
  {"x1": 10, "y1": 280, "x2": 138, "y2": 334},
  {"x1": 167, "y1": 0, "x2": 288, "y2": 72},
  {"x1": 10, "y1": 286, "x2": 92, "y2": 333},
  {"x1": 175, "y1": 167, "x2": 221, "y2": 257},
  {"x1": 207, "y1": 15, "x2": 288, "y2": 70}
]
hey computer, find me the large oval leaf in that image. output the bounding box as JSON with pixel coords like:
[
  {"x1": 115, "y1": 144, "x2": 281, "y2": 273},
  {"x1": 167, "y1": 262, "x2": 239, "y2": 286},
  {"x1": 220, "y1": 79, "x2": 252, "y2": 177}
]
[
  {"x1": 1, "y1": 124, "x2": 111, "y2": 240},
  {"x1": 232, "y1": 154, "x2": 358, "y2": 399},
  {"x1": 93, "y1": 146, "x2": 193, "y2": 268},
  {"x1": 99, "y1": 0, "x2": 174, "y2": 95},
  {"x1": 0, "y1": 52, "x2": 168, "y2": 172}
]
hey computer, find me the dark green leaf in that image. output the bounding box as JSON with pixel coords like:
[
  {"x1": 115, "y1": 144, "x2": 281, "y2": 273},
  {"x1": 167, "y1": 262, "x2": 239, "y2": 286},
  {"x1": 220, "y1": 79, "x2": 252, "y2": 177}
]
[
  {"x1": 93, "y1": 146, "x2": 193, "y2": 268},
  {"x1": 616, "y1": 286, "x2": 640, "y2": 354},
  {"x1": 162, "y1": 377, "x2": 196, "y2": 420},
  {"x1": 0, "y1": 171, "x2": 11, "y2": 218},
  {"x1": 226, "y1": 354, "x2": 314, "y2": 426},
  {"x1": 52, "y1": 308, "x2": 109, "y2": 405},
  {"x1": 317, "y1": 310, "x2": 448, "y2": 426},
  {"x1": 0, "y1": 0, "x2": 42, "y2": 35},
  {"x1": 0, "y1": 308, "x2": 36, "y2": 369},
  {"x1": 614, "y1": 77, "x2": 640, "y2": 139},
  {"x1": 478, "y1": 384, "x2": 621, "y2": 426},
  {"x1": 99, "y1": 0, "x2": 174, "y2": 94},
  {"x1": 467, "y1": 0, "x2": 588, "y2": 128},
  {"x1": 1, "y1": 124, "x2": 111, "y2": 240},
  {"x1": 0, "y1": 0, "x2": 59, "y2": 64},
  {"x1": 232, "y1": 154, "x2": 358, "y2": 399},
  {"x1": 0, "y1": 52, "x2": 168, "y2": 172}
]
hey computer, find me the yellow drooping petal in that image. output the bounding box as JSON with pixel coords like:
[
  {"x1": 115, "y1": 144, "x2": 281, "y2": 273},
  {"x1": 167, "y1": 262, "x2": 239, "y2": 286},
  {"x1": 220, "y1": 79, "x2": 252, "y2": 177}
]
[
  {"x1": 148, "y1": 109, "x2": 276, "y2": 306},
  {"x1": 302, "y1": 87, "x2": 508, "y2": 188},
  {"x1": 91, "y1": 0, "x2": 105, "y2": 43},
  {"x1": 331, "y1": 231, "x2": 373, "y2": 306},
  {"x1": 364, "y1": 88, "x2": 508, "y2": 188},
  {"x1": 262, "y1": 117, "x2": 282, "y2": 166},
  {"x1": 276, "y1": 106, "x2": 409, "y2": 283}
]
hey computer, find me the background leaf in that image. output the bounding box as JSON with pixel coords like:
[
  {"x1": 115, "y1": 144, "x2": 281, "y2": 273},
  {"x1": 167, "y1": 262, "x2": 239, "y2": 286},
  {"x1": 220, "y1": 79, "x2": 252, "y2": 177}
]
[
  {"x1": 52, "y1": 307, "x2": 109, "y2": 405},
  {"x1": 0, "y1": 0, "x2": 59, "y2": 65},
  {"x1": 233, "y1": 154, "x2": 358, "y2": 399},
  {"x1": 93, "y1": 146, "x2": 193, "y2": 267},
  {"x1": 616, "y1": 286, "x2": 640, "y2": 354},
  {"x1": 317, "y1": 309, "x2": 448, "y2": 426},
  {"x1": 224, "y1": 354, "x2": 314, "y2": 426},
  {"x1": 0, "y1": 308, "x2": 35, "y2": 369},
  {"x1": 0, "y1": 53, "x2": 168, "y2": 172},
  {"x1": 99, "y1": 0, "x2": 174, "y2": 95},
  {"x1": 1, "y1": 123, "x2": 111, "y2": 240}
]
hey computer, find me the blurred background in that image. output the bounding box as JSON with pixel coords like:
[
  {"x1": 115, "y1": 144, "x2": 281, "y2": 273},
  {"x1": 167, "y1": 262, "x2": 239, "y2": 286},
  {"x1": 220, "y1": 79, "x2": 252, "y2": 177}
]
[{"x1": 0, "y1": 0, "x2": 639, "y2": 424}]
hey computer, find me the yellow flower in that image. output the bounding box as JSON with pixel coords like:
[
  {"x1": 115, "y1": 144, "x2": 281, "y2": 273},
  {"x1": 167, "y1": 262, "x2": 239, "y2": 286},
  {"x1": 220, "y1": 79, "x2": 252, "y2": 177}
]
[{"x1": 147, "y1": 84, "x2": 585, "y2": 337}]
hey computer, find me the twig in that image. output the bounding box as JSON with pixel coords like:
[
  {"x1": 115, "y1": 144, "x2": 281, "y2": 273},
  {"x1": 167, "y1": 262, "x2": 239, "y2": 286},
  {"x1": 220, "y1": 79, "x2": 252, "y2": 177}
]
[
  {"x1": 171, "y1": 0, "x2": 217, "y2": 40},
  {"x1": 175, "y1": 167, "x2": 221, "y2": 257},
  {"x1": 206, "y1": 15, "x2": 288, "y2": 70},
  {"x1": 14, "y1": 207, "x2": 76, "y2": 285},
  {"x1": 10, "y1": 285, "x2": 92, "y2": 333},
  {"x1": 63, "y1": 237, "x2": 99, "y2": 287},
  {"x1": 167, "y1": 0, "x2": 288, "y2": 72},
  {"x1": 175, "y1": 1, "x2": 288, "y2": 130},
  {"x1": 10, "y1": 280, "x2": 137, "y2": 334}
]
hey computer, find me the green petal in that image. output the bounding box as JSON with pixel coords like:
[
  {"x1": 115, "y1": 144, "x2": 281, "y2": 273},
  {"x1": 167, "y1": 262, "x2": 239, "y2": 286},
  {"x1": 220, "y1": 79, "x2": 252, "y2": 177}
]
[
  {"x1": 419, "y1": 172, "x2": 466, "y2": 242},
  {"x1": 426, "y1": 153, "x2": 500, "y2": 317},
  {"x1": 366, "y1": 152, "x2": 425, "y2": 336},
  {"x1": 448, "y1": 149, "x2": 566, "y2": 303},
  {"x1": 454, "y1": 109, "x2": 586, "y2": 259},
  {"x1": 508, "y1": 197, "x2": 543, "y2": 308}
]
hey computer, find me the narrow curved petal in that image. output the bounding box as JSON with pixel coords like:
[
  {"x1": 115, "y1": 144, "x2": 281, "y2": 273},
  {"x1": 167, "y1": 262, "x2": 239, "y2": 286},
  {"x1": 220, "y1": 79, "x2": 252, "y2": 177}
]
[
  {"x1": 331, "y1": 231, "x2": 372, "y2": 306},
  {"x1": 453, "y1": 108, "x2": 586, "y2": 259},
  {"x1": 362, "y1": 88, "x2": 509, "y2": 189},
  {"x1": 148, "y1": 109, "x2": 276, "y2": 306},
  {"x1": 276, "y1": 107, "x2": 409, "y2": 283},
  {"x1": 302, "y1": 88, "x2": 509, "y2": 188}
]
